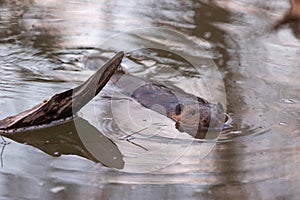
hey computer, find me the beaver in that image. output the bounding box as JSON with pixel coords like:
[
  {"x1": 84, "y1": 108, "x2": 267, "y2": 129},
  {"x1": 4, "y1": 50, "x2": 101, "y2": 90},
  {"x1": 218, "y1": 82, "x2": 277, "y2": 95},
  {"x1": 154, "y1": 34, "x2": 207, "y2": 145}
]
[
  {"x1": 110, "y1": 70, "x2": 230, "y2": 139},
  {"x1": 0, "y1": 51, "x2": 230, "y2": 139}
]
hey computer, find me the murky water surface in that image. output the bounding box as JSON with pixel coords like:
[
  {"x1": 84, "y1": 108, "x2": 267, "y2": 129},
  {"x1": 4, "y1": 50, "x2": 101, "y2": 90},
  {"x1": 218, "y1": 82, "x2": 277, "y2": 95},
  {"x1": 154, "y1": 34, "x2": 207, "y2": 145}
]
[{"x1": 0, "y1": 0, "x2": 299, "y2": 199}]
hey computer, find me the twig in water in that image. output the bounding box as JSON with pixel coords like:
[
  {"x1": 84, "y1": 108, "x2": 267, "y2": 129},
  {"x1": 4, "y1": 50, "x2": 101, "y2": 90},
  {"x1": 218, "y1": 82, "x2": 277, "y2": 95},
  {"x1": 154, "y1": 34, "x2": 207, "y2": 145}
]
[
  {"x1": 118, "y1": 128, "x2": 148, "y2": 151},
  {"x1": 118, "y1": 127, "x2": 148, "y2": 139},
  {"x1": 0, "y1": 145, "x2": 5, "y2": 167},
  {"x1": 126, "y1": 139, "x2": 148, "y2": 151},
  {"x1": 0, "y1": 136, "x2": 9, "y2": 168}
]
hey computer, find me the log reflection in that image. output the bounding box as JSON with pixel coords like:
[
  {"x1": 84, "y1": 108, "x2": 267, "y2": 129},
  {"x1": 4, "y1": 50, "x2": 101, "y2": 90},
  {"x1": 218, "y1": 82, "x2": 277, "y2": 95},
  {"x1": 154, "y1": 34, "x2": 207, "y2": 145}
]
[{"x1": 4, "y1": 118, "x2": 124, "y2": 169}]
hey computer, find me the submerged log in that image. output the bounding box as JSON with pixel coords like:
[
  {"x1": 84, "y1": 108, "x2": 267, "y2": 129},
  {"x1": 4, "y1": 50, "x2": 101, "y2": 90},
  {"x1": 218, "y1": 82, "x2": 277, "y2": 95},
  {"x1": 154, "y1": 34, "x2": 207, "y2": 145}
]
[{"x1": 0, "y1": 51, "x2": 124, "y2": 131}]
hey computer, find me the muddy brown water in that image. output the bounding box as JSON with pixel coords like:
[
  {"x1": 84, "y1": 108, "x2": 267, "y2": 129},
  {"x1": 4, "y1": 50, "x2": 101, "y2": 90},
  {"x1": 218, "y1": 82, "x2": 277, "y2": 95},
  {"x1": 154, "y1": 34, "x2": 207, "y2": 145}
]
[{"x1": 0, "y1": 0, "x2": 299, "y2": 199}]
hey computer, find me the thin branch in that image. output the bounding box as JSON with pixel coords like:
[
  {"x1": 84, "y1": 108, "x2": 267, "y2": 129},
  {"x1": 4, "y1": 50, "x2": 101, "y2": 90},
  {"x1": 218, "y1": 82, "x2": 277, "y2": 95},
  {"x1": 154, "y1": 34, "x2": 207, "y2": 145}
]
[
  {"x1": 118, "y1": 128, "x2": 148, "y2": 151},
  {"x1": 0, "y1": 136, "x2": 8, "y2": 168},
  {"x1": 126, "y1": 139, "x2": 148, "y2": 151}
]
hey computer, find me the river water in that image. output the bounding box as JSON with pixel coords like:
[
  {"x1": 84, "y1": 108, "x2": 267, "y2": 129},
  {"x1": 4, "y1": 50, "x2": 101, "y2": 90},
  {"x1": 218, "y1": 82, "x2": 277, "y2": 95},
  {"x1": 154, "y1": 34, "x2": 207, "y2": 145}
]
[{"x1": 0, "y1": 0, "x2": 299, "y2": 199}]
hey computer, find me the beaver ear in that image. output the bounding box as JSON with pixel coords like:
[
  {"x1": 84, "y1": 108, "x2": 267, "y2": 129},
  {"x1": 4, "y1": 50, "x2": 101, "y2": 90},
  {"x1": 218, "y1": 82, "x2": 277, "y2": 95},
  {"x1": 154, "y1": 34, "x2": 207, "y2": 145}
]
[{"x1": 175, "y1": 104, "x2": 184, "y2": 115}]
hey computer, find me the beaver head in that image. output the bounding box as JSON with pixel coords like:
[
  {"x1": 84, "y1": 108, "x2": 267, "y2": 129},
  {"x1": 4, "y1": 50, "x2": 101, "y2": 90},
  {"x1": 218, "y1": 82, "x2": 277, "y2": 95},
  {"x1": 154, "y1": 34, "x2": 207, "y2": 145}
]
[{"x1": 169, "y1": 101, "x2": 228, "y2": 139}]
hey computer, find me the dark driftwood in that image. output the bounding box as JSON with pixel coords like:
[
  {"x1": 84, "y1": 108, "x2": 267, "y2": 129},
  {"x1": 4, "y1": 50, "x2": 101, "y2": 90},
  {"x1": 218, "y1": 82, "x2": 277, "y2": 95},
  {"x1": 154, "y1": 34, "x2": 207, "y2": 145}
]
[{"x1": 0, "y1": 51, "x2": 124, "y2": 131}]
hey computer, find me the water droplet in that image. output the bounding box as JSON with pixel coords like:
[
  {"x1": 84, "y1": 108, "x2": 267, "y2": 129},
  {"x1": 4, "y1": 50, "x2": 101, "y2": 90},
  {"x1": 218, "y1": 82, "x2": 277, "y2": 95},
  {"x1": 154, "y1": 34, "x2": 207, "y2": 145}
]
[
  {"x1": 124, "y1": 153, "x2": 138, "y2": 158},
  {"x1": 113, "y1": 156, "x2": 117, "y2": 160},
  {"x1": 279, "y1": 122, "x2": 288, "y2": 126},
  {"x1": 283, "y1": 99, "x2": 296, "y2": 104},
  {"x1": 50, "y1": 186, "x2": 65, "y2": 194},
  {"x1": 68, "y1": 132, "x2": 72, "y2": 135},
  {"x1": 204, "y1": 32, "x2": 211, "y2": 39},
  {"x1": 234, "y1": 80, "x2": 243, "y2": 84},
  {"x1": 140, "y1": 60, "x2": 156, "y2": 67},
  {"x1": 38, "y1": 182, "x2": 44, "y2": 187},
  {"x1": 230, "y1": 130, "x2": 242, "y2": 134},
  {"x1": 45, "y1": 140, "x2": 50, "y2": 144}
]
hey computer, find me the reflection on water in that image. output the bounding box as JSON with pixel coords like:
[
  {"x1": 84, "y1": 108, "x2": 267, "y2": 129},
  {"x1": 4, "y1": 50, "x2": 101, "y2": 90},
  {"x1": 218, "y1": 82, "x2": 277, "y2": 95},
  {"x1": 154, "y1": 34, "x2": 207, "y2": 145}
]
[
  {"x1": 0, "y1": 0, "x2": 300, "y2": 199},
  {"x1": 4, "y1": 118, "x2": 124, "y2": 169}
]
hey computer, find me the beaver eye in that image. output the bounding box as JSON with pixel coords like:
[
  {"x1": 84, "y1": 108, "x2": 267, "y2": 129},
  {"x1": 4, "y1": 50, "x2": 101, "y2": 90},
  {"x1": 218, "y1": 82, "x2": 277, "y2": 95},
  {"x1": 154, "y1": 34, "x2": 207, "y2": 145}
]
[{"x1": 175, "y1": 104, "x2": 183, "y2": 115}]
